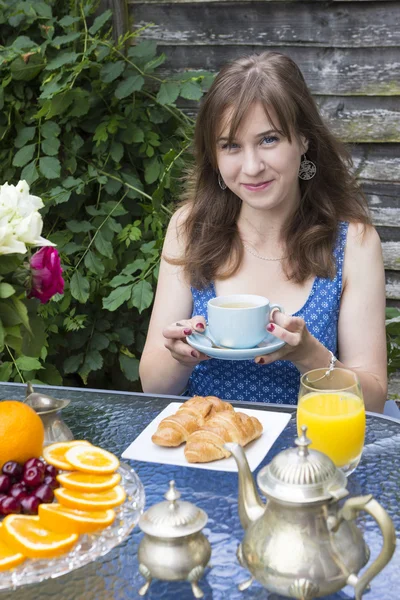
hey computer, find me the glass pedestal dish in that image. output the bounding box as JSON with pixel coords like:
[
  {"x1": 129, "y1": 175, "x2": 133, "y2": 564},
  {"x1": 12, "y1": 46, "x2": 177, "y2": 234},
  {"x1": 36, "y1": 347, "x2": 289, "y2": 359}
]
[{"x1": 0, "y1": 462, "x2": 145, "y2": 591}]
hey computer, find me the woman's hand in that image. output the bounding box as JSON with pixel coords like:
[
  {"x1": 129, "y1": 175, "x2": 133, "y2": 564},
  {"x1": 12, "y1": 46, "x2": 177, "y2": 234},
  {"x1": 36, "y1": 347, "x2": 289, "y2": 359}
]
[
  {"x1": 163, "y1": 316, "x2": 210, "y2": 366},
  {"x1": 254, "y1": 311, "x2": 318, "y2": 367}
]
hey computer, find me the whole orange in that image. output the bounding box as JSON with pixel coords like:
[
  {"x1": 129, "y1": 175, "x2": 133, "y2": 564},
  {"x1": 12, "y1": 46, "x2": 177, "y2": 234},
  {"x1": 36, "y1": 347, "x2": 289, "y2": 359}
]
[{"x1": 0, "y1": 401, "x2": 44, "y2": 469}]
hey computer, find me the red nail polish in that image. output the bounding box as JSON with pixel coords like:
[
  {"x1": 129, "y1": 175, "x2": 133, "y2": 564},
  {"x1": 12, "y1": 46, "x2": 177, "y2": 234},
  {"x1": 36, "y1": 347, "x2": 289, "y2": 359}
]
[
  {"x1": 267, "y1": 323, "x2": 275, "y2": 332},
  {"x1": 191, "y1": 351, "x2": 198, "y2": 358},
  {"x1": 184, "y1": 328, "x2": 192, "y2": 335},
  {"x1": 258, "y1": 357, "x2": 265, "y2": 364},
  {"x1": 196, "y1": 323, "x2": 205, "y2": 329}
]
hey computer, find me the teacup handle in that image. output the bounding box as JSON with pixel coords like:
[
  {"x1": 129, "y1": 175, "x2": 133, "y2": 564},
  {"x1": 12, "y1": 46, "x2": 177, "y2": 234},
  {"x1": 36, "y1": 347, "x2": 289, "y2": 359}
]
[
  {"x1": 339, "y1": 494, "x2": 396, "y2": 600},
  {"x1": 269, "y1": 303, "x2": 284, "y2": 322}
]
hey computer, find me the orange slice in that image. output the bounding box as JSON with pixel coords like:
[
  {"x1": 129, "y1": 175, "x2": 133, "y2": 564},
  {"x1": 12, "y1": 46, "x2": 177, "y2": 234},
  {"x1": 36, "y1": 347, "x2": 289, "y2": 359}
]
[
  {"x1": 0, "y1": 523, "x2": 25, "y2": 571},
  {"x1": 57, "y1": 471, "x2": 121, "y2": 492},
  {"x1": 43, "y1": 440, "x2": 92, "y2": 470},
  {"x1": 64, "y1": 445, "x2": 119, "y2": 474},
  {"x1": 2, "y1": 515, "x2": 78, "y2": 559},
  {"x1": 54, "y1": 485, "x2": 126, "y2": 511},
  {"x1": 38, "y1": 504, "x2": 115, "y2": 534}
]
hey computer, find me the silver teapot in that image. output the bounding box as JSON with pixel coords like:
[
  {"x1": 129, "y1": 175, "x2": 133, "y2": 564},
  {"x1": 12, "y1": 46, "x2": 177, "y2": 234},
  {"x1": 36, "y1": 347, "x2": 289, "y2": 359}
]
[
  {"x1": 226, "y1": 426, "x2": 396, "y2": 600},
  {"x1": 137, "y1": 480, "x2": 211, "y2": 598}
]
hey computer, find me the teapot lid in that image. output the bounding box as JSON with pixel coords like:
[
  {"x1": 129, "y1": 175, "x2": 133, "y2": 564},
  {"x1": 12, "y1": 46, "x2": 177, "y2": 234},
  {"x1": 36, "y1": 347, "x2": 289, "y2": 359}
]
[
  {"x1": 139, "y1": 480, "x2": 208, "y2": 538},
  {"x1": 257, "y1": 426, "x2": 349, "y2": 504}
]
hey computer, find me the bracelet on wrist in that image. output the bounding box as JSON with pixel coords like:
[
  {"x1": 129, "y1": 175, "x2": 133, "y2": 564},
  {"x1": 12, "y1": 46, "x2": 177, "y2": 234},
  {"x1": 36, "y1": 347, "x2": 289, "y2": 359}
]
[{"x1": 326, "y1": 350, "x2": 337, "y2": 375}]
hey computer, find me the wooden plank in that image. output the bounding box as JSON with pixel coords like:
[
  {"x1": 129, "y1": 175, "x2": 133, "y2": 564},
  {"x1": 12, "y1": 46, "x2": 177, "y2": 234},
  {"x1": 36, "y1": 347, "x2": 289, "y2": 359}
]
[
  {"x1": 154, "y1": 46, "x2": 400, "y2": 96},
  {"x1": 317, "y1": 97, "x2": 400, "y2": 143},
  {"x1": 362, "y1": 182, "x2": 400, "y2": 208},
  {"x1": 180, "y1": 96, "x2": 400, "y2": 142},
  {"x1": 376, "y1": 228, "x2": 400, "y2": 245},
  {"x1": 370, "y1": 208, "x2": 400, "y2": 228},
  {"x1": 385, "y1": 272, "x2": 400, "y2": 299},
  {"x1": 130, "y1": 2, "x2": 400, "y2": 47},
  {"x1": 130, "y1": 0, "x2": 400, "y2": 4},
  {"x1": 382, "y1": 243, "x2": 400, "y2": 270},
  {"x1": 360, "y1": 183, "x2": 400, "y2": 234},
  {"x1": 352, "y1": 145, "x2": 400, "y2": 183},
  {"x1": 366, "y1": 184, "x2": 400, "y2": 234},
  {"x1": 384, "y1": 272, "x2": 400, "y2": 299},
  {"x1": 99, "y1": 0, "x2": 129, "y2": 40}
]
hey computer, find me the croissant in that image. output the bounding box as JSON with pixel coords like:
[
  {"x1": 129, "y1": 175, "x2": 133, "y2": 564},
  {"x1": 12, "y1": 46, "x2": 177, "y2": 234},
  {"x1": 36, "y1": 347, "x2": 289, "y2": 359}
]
[
  {"x1": 184, "y1": 411, "x2": 263, "y2": 463},
  {"x1": 203, "y1": 396, "x2": 235, "y2": 417},
  {"x1": 151, "y1": 395, "x2": 234, "y2": 447}
]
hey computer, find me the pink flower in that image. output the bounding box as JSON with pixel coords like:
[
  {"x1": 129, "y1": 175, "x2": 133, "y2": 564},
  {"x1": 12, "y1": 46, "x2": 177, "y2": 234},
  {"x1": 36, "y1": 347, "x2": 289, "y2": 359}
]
[{"x1": 28, "y1": 247, "x2": 64, "y2": 304}]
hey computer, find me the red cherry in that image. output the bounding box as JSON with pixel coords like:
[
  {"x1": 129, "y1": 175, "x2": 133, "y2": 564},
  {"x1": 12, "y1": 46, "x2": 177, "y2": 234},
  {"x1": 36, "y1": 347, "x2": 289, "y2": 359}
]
[
  {"x1": 9, "y1": 483, "x2": 28, "y2": 501},
  {"x1": 23, "y1": 466, "x2": 45, "y2": 488},
  {"x1": 24, "y1": 458, "x2": 45, "y2": 473},
  {"x1": 2, "y1": 461, "x2": 23, "y2": 481},
  {"x1": 43, "y1": 475, "x2": 59, "y2": 490},
  {"x1": 0, "y1": 474, "x2": 11, "y2": 494},
  {"x1": 44, "y1": 464, "x2": 58, "y2": 477},
  {"x1": 0, "y1": 496, "x2": 21, "y2": 515},
  {"x1": 10, "y1": 481, "x2": 26, "y2": 492},
  {"x1": 20, "y1": 495, "x2": 40, "y2": 515},
  {"x1": 34, "y1": 484, "x2": 54, "y2": 504}
]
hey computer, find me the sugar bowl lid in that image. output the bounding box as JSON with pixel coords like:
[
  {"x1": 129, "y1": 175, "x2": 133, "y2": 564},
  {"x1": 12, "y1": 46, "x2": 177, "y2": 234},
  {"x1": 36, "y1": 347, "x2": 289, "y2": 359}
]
[
  {"x1": 257, "y1": 426, "x2": 349, "y2": 504},
  {"x1": 139, "y1": 480, "x2": 208, "y2": 538}
]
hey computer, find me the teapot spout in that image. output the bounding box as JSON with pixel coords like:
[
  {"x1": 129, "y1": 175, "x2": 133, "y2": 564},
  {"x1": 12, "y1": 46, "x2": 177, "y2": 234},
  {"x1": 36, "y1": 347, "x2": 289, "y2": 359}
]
[{"x1": 225, "y1": 442, "x2": 265, "y2": 530}]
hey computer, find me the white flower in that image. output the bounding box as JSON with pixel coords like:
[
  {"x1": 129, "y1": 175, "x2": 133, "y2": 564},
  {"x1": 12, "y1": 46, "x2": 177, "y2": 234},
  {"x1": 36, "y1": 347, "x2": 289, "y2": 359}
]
[{"x1": 0, "y1": 180, "x2": 55, "y2": 254}]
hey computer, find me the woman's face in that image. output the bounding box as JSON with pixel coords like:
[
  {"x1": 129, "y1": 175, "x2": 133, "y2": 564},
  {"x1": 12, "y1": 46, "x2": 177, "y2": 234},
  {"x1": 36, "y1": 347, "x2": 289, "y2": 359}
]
[{"x1": 216, "y1": 101, "x2": 307, "y2": 214}]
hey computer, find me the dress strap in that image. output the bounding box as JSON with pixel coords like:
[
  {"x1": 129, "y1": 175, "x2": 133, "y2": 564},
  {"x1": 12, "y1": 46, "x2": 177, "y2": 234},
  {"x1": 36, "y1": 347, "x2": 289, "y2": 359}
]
[{"x1": 333, "y1": 221, "x2": 349, "y2": 292}]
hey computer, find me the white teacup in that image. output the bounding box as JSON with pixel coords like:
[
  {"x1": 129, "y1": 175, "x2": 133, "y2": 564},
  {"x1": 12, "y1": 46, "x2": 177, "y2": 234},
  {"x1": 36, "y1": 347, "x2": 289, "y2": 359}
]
[{"x1": 207, "y1": 294, "x2": 284, "y2": 349}]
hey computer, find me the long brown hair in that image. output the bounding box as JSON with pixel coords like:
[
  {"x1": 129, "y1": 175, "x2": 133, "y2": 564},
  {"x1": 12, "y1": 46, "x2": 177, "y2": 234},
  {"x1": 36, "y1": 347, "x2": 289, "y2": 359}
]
[{"x1": 168, "y1": 51, "x2": 370, "y2": 289}]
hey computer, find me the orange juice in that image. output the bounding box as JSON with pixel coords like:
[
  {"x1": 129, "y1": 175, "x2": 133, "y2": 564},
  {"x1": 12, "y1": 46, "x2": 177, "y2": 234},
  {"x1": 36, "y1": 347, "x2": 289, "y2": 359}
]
[{"x1": 297, "y1": 392, "x2": 365, "y2": 467}]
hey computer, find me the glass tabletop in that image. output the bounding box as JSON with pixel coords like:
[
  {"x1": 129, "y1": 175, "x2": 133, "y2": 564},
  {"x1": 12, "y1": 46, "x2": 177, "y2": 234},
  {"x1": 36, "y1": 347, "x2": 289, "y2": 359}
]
[{"x1": 0, "y1": 383, "x2": 399, "y2": 600}]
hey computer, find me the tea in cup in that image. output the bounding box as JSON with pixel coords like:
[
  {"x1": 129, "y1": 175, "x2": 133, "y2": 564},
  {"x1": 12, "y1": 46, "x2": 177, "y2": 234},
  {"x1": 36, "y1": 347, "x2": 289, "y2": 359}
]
[{"x1": 207, "y1": 294, "x2": 283, "y2": 349}]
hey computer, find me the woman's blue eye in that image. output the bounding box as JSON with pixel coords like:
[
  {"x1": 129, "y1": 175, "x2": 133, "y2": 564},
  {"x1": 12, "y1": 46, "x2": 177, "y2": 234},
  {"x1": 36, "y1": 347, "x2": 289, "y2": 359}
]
[
  {"x1": 261, "y1": 136, "x2": 278, "y2": 145},
  {"x1": 221, "y1": 142, "x2": 239, "y2": 150}
]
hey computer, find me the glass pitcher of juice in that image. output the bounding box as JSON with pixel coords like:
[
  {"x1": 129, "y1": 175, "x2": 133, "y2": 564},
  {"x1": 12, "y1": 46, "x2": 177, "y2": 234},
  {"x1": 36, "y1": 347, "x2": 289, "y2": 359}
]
[{"x1": 297, "y1": 368, "x2": 365, "y2": 475}]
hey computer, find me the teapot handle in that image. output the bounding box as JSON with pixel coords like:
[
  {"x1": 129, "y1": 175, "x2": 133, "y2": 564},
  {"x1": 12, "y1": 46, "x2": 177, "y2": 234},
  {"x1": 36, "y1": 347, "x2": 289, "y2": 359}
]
[{"x1": 339, "y1": 494, "x2": 396, "y2": 600}]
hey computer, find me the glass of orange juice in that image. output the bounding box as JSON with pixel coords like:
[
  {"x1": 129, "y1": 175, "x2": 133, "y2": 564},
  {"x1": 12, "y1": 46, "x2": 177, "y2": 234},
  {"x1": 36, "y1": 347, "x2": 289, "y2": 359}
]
[{"x1": 297, "y1": 368, "x2": 365, "y2": 476}]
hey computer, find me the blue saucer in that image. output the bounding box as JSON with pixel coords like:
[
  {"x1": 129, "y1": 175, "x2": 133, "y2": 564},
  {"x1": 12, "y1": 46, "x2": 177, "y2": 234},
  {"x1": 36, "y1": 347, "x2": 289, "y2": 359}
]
[{"x1": 187, "y1": 327, "x2": 285, "y2": 361}]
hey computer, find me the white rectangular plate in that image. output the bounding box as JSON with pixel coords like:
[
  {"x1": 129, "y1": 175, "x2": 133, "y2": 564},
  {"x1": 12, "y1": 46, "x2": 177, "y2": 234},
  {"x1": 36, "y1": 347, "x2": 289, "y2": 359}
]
[{"x1": 122, "y1": 403, "x2": 292, "y2": 472}]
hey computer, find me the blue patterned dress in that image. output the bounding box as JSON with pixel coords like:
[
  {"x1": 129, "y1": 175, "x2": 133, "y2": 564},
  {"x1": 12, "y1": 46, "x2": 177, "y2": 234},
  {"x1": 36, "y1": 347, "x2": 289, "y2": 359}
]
[{"x1": 186, "y1": 222, "x2": 348, "y2": 404}]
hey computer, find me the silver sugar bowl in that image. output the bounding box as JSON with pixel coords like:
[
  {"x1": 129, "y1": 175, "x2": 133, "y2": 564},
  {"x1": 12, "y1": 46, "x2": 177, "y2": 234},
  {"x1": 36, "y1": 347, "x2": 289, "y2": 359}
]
[{"x1": 137, "y1": 480, "x2": 211, "y2": 598}]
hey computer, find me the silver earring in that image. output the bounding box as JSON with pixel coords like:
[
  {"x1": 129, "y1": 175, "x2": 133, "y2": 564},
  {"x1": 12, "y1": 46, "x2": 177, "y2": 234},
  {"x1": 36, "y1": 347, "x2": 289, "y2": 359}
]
[
  {"x1": 298, "y1": 154, "x2": 316, "y2": 180},
  {"x1": 218, "y1": 172, "x2": 227, "y2": 190}
]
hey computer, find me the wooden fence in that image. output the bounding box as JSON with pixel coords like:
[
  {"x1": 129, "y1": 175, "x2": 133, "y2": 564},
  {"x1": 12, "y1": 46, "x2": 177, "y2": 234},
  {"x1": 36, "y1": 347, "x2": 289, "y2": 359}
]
[{"x1": 127, "y1": 0, "x2": 400, "y2": 306}]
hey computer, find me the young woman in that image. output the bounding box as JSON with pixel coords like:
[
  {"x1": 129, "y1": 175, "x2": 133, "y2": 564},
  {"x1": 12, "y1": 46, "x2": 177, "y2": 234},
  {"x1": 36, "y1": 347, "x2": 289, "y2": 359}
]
[{"x1": 139, "y1": 52, "x2": 387, "y2": 412}]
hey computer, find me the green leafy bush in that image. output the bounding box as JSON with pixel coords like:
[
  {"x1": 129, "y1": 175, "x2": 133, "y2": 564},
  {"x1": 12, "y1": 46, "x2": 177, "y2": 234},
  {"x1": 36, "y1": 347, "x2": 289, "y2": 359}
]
[
  {"x1": 0, "y1": 253, "x2": 49, "y2": 383},
  {"x1": 386, "y1": 307, "x2": 400, "y2": 376},
  {"x1": 0, "y1": 0, "x2": 213, "y2": 388}
]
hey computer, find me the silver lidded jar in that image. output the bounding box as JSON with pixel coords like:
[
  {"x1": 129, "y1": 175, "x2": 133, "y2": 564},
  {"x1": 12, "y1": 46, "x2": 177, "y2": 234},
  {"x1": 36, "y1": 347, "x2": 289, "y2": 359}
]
[{"x1": 137, "y1": 480, "x2": 211, "y2": 598}]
